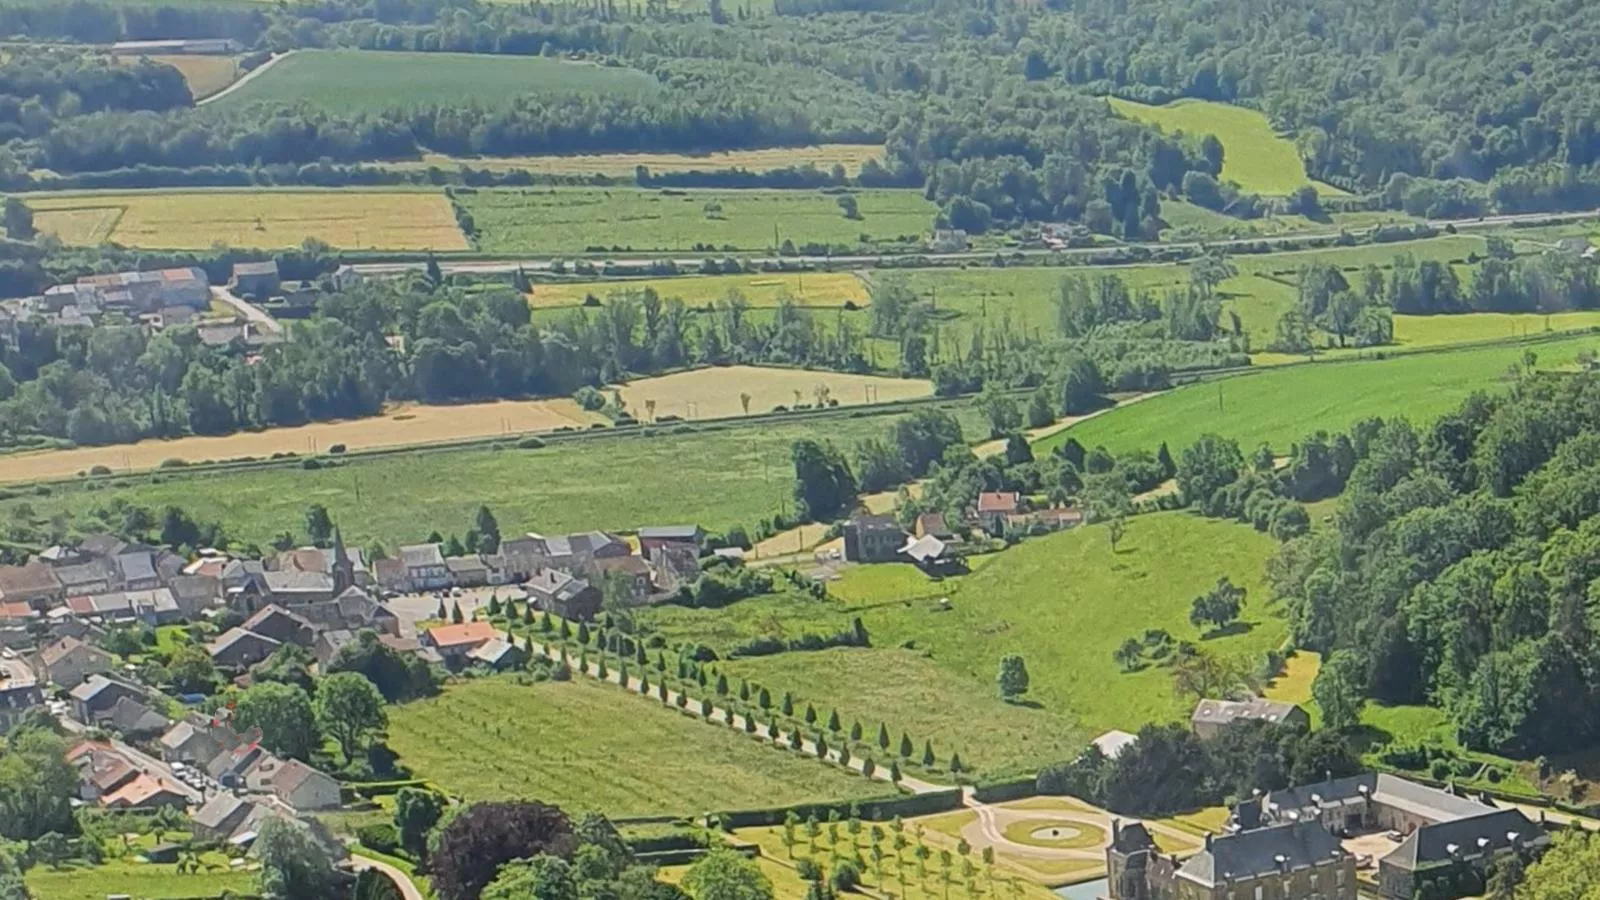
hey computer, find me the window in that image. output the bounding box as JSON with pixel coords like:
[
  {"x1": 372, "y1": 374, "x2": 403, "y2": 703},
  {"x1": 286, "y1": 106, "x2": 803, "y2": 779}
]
[
  {"x1": 1336, "y1": 869, "x2": 1346, "y2": 887},
  {"x1": 1311, "y1": 874, "x2": 1319, "y2": 891},
  {"x1": 1254, "y1": 885, "x2": 1264, "y2": 900}
]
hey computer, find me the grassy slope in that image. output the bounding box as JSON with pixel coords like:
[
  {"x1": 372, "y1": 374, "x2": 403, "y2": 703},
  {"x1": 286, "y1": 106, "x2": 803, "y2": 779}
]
[
  {"x1": 386, "y1": 675, "x2": 883, "y2": 814},
  {"x1": 1037, "y1": 334, "x2": 1600, "y2": 456},
  {"x1": 1106, "y1": 97, "x2": 1343, "y2": 197},
  {"x1": 25, "y1": 858, "x2": 253, "y2": 900},
  {"x1": 4, "y1": 405, "x2": 986, "y2": 550},
  {"x1": 213, "y1": 50, "x2": 658, "y2": 113},
  {"x1": 462, "y1": 188, "x2": 934, "y2": 254},
  {"x1": 648, "y1": 512, "x2": 1282, "y2": 775}
]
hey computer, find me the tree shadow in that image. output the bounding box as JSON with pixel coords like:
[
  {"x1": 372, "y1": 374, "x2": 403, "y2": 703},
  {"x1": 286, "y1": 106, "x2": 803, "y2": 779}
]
[
  {"x1": 1200, "y1": 621, "x2": 1256, "y2": 640},
  {"x1": 1348, "y1": 723, "x2": 1394, "y2": 755},
  {"x1": 1006, "y1": 698, "x2": 1046, "y2": 710}
]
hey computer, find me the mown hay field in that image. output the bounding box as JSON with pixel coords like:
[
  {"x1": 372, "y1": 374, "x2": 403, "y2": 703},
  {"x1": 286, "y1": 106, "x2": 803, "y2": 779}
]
[
  {"x1": 460, "y1": 187, "x2": 935, "y2": 254},
  {"x1": 530, "y1": 271, "x2": 870, "y2": 309},
  {"x1": 386, "y1": 675, "x2": 884, "y2": 815},
  {"x1": 210, "y1": 49, "x2": 658, "y2": 113},
  {"x1": 395, "y1": 144, "x2": 885, "y2": 177},
  {"x1": 26, "y1": 189, "x2": 469, "y2": 251},
  {"x1": 613, "y1": 364, "x2": 931, "y2": 420},
  {"x1": 143, "y1": 53, "x2": 238, "y2": 98},
  {"x1": 1107, "y1": 97, "x2": 1345, "y2": 197},
  {"x1": 0, "y1": 397, "x2": 601, "y2": 485}
]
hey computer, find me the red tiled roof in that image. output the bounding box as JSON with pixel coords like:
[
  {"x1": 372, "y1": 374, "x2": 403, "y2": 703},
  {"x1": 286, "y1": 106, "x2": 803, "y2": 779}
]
[
  {"x1": 977, "y1": 492, "x2": 1021, "y2": 513},
  {"x1": 424, "y1": 621, "x2": 498, "y2": 649}
]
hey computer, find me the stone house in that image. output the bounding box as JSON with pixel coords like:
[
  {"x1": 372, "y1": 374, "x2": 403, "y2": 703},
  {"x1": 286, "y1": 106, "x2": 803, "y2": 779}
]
[
  {"x1": 525, "y1": 568, "x2": 602, "y2": 621},
  {"x1": 231, "y1": 260, "x2": 281, "y2": 298},
  {"x1": 842, "y1": 514, "x2": 905, "y2": 563},
  {"x1": 1191, "y1": 697, "x2": 1310, "y2": 739},
  {"x1": 1108, "y1": 819, "x2": 1355, "y2": 900},
  {"x1": 31, "y1": 636, "x2": 114, "y2": 688}
]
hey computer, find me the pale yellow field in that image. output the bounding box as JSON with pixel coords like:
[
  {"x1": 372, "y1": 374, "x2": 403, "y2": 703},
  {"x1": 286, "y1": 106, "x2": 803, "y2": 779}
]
[
  {"x1": 25, "y1": 190, "x2": 469, "y2": 251},
  {"x1": 1264, "y1": 650, "x2": 1322, "y2": 705},
  {"x1": 145, "y1": 54, "x2": 239, "y2": 98},
  {"x1": 613, "y1": 365, "x2": 931, "y2": 421},
  {"x1": 530, "y1": 271, "x2": 869, "y2": 309},
  {"x1": 393, "y1": 144, "x2": 885, "y2": 177},
  {"x1": 33, "y1": 206, "x2": 122, "y2": 244},
  {"x1": 0, "y1": 398, "x2": 601, "y2": 484}
]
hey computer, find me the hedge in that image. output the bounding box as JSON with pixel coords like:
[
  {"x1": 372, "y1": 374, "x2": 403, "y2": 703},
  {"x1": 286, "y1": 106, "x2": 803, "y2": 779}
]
[
  {"x1": 970, "y1": 777, "x2": 1038, "y2": 804},
  {"x1": 635, "y1": 848, "x2": 713, "y2": 867},
  {"x1": 340, "y1": 779, "x2": 437, "y2": 802},
  {"x1": 711, "y1": 788, "x2": 963, "y2": 829}
]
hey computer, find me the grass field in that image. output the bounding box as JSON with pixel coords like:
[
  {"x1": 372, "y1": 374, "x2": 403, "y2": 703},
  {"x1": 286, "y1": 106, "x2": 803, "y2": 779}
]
[
  {"x1": 386, "y1": 675, "x2": 883, "y2": 814},
  {"x1": 394, "y1": 145, "x2": 884, "y2": 177},
  {"x1": 530, "y1": 271, "x2": 870, "y2": 310},
  {"x1": 460, "y1": 187, "x2": 935, "y2": 254},
  {"x1": 1159, "y1": 199, "x2": 1422, "y2": 241},
  {"x1": 26, "y1": 189, "x2": 468, "y2": 251},
  {"x1": 25, "y1": 857, "x2": 254, "y2": 900},
  {"x1": 1036, "y1": 333, "x2": 1600, "y2": 457},
  {"x1": 4, "y1": 401, "x2": 986, "y2": 550},
  {"x1": 667, "y1": 512, "x2": 1284, "y2": 775},
  {"x1": 1106, "y1": 98, "x2": 1343, "y2": 197},
  {"x1": 211, "y1": 50, "x2": 658, "y2": 112},
  {"x1": 614, "y1": 365, "x2": 930, "y2": 421},
  {"x1": 0, "y1": 397, "x2": 602, "y2": 485},
  {"x1": 144, "y1": 53, "x2": 238, "y2": 98}
]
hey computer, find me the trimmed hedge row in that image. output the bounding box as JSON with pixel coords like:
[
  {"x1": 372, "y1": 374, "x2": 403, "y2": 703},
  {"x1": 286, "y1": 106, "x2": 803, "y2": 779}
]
[
  {"x1": 712, "y1": 788, "x2": 963, "y2": 829},
  {"x1": 970, "y1": 777, "x2": 1038, "y2": 804},
  {"x1": 635, "y1": 848, "x2": 713, "y2": 867}
]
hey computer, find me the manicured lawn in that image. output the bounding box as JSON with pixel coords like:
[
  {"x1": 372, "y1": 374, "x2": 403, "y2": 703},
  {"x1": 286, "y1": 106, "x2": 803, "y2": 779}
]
[
  {"x1": 3, "y1": 402, "x2": 985, "y2": 550},
  {"x1": 1263, "y1": 651, "x2": 1320, "y2": 705},
  {"x1": 460, "y1": 187, "x2": 934, "y2": 254},
  {"x1": 687, "y1": 512, "x2": 1283, "y2": 776},
  {"x1": 1037, "y1": 333, "x2": 1600, "y2": 456},
  {"x1": 25, "y1": 856, "x2": 255, "y2": 900},
  {"x1": 385, "y1": 675, "x2": 884, "y2": 815},
  {"x1": 1106, "y1": 98, "x2": 1344, "y2": 197},
  {"x1": 212, "y1": 50, "x2": 658, "y2": 112}
]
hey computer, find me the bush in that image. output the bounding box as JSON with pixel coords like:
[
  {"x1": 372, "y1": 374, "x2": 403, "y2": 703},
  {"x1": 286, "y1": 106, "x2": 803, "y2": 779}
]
[
  {"x1": 301, "y1": 458, "x2": 323, "y2": 470},
  {"x1": 158, "y1": 457, "x2": 187, "y2": 468},
  {"x1": 88, "y1": 465, "x2": 112, "y2": 476},
  {"x1": 795, "y1": 859, "x2": 822, "y2": 882},
  {"x1": 831, "y1": 859, "x2": 862, "y2": 892},
  {"x1": 573, "y1": 386, "x2": 606, "y2": 410},
  {"x1": 517, "y1": 436, "x2": 546, "y2": 449},
  {"x1": 328, "y1": 443, "x2": 347, "y2": 454},
  {"x1": 357, "y1": 823, "x2": 399, "y2": 855}
]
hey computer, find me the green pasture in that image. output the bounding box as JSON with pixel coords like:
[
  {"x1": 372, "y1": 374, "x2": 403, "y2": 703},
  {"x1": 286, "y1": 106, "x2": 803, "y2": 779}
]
[
  {"x1": 1037, "y1": 333, "x2": 1600, "y2": 457},
  {"x1": 1, "y1": 405, "x2": 987, "y2": 551},
  {"x1": 211, "y1": 50, "x2": 658, "y2": 113},
  {"x1": 1106, "y1": 97, "x2": 1343, "y2": 197},
  {"x1": 647, "y1": 512, "x2": 1282, "y2": 775},
  {"x1": 386, "y1": 675, "x2": 883, "y2": 814},
  {"x1": 25, "y1": 856, "x2": 254, "y2": 900},
  {"x1": 460, "y1": 187, "x2": 935, "y2": 254}
]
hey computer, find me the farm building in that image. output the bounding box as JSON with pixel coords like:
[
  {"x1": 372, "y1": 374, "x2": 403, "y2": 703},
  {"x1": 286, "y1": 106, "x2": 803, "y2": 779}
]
[
  {"x1": 842, "y1": 514, "x2": 905, "y2": 563},
  {"x1": 76, "y1": 267, "x2": 211, "y2": 313},
  {"x1": 111, "y1": 39, "x2": 242, "y2": 55},
  {"x1": 230, "y1": 260, "x2": 282, "y2": 298}
]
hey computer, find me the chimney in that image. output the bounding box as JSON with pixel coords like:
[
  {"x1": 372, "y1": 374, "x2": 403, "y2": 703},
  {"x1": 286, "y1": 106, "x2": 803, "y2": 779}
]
[{"x1": 1204, "y1": 833, "x2": 1213, "y2": 851}]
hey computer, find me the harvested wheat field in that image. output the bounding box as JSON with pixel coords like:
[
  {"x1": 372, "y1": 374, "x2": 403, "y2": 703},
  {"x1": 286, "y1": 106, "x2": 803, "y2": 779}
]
[
  {"x1": 145, "y1": 54, "x2": 240, "y2": 98},
  {"x1": 0, "y1": 398, "x2": 602, "y2": 484},
  {"x1": 529, "y1": 271, "x2": 869, "y2": 309},
  {"x1": 394, "y1": 144, "x2": 884, "y2": 177},
  {"x1": 25, "y1": 190, "x2": 469, "y2": 251},
  {"x1": 614, "y1": 365, "x2": 931, "y2": 421}
]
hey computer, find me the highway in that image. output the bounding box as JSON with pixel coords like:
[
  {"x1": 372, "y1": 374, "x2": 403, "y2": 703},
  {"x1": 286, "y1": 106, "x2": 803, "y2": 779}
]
[{"x1": 349, "y1": 207, "x2": 1600, "y2": 278}]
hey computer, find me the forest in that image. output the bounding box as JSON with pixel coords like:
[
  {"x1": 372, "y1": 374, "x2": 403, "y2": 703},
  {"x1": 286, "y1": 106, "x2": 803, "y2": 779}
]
[
  {"x1": 1271, "y1": 368, "x2": 1600, "y2": 757},
  {"x1": 3, "y1": 0, "x2": 1598, "y2": 231}
]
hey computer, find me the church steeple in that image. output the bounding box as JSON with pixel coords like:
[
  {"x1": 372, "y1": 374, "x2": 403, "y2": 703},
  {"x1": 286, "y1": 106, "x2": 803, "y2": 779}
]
[{"x1": 331, "y1": 526, "x2": 354, "y2": 593}]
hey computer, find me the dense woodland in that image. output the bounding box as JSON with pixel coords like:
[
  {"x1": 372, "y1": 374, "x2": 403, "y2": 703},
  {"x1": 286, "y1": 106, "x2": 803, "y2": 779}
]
[
  {"x1": 1272, "y1": 369, "x2": 1600, "y2": 757},
  {"x1": 1, "y1": 0, "x2": 1598, "y2": 229}
]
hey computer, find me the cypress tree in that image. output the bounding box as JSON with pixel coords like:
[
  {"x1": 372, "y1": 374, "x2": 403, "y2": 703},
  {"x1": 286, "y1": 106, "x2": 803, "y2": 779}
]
[
  {"x1": 716, "y1": 674, "x2": 729, "y2": 696},
  {"x1": 950, "y1": 752, "x2": 963, "y2": 774},
  {"x1": 739, "y1": 679, "x2": 751, "y2": 701},
  {"x1": 899, "y1": 733, "x2": 913, "y2": 758},
  {"x1": 878, "y1": 723, "x2": 890, "y2": 750},
  {"x1": 805, "y1": 704, "x2": 817, "y2": 725},
  {"x1": 827, "y1": 709, "x2": 841, "y2": 732},
  {"x1": 759, "y1": 687, "x2": 772, "y2": 709},
  {"x1": 862, "y1": 757, "x2": 875, "y2": 779},
  {"x1": 850, "y1": 721, "x2": 862, "y2": 741},
  {"x1": 782, "y1": 693, "x2": 795, "y2": 716},
  {"x1": 889, "y1": 760, "x2": 902, "y2": 783},
  {"x1": 577, "y1": 621, "x2": 591, "y2": 645},
  {"x1": 922, "y1": 741, "x2": 935, "y2": 767},
  {"x1": 816, "y1": 734, "x2": 829, "y2": 759},
  {"x1": 559, "y1": 618, "x2": 571, "y2": 640}
]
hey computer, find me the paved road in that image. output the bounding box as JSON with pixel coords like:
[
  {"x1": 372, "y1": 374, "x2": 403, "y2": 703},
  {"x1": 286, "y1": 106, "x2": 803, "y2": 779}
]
[
  {"x1": 197, "y1": 51, "x2": 295, "y2": 107},
  {"x1": 211, "y1": 286, "x2": 283, "y2": 336},
  {"x1": 350, "y1": 853, "x2": 427, "y2": 900},
  {"x1": 350, "y1": 207, "x2": 1600, "y2": 277}
]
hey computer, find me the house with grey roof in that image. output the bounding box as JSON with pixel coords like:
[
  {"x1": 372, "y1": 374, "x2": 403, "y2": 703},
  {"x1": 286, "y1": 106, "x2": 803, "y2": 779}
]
[
  {"x1": 525, "y1": 568, "x2": 602, "y2": 621},
  {"x1": 69, "y1": 674, "x2": 147, "y2": 724},
  {"x1": 208, "y1": 627, "x2": 281, "y2": 671},
  {"x1": 263, "y1": 570, "x2": 336, "y2": 605},
  {"x1": 638, "y1": 525, "x2": 705, "y2": 557},
  {"x1": 30, "y1": 635, "x2": 113, "y2": 688},
  {"x1": 1191, "y1": 696, "x2": 1309, "y2": 739},
  {"x1": 230, "y1": 260, "x2": 281, "y2": 298},
  {"x1": 1108, "y1": 818, "x2": 1355, "y2": 900},
  {"x1": 240, "y1": 605, "x2": 316, "y2": 647},
  {"x1": 0, "y1": 654, "x2": 43, "y2": 736},
  {"x1": 500, "y1": 531, "x2": 629, "y2": 578},
  {"x1": 191, "y1": 793, "x2": 257, "y2": 843},
  {"x1": 467, "y1": 637, "x2": 526, "y2": 672},
  {"x1": 398, "y1": 544, "x2": 450, "y2": 592},
  {"x1": 1378, "y1": 808, "x2": 1547, "y2": 900},
  {"x1": 100, "y1": 696, "x2": 171, "y2": 739},
  {"x1": 115, "y1": 551, "x2": 161, "y2": 591},
  {"x1": 160, "y1": 715, "x2": 245, "y2": 766}
]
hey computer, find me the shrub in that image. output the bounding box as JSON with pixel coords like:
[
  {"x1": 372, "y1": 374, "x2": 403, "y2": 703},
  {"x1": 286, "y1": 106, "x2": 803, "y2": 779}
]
[
  {"x1": 301, "y1": 458, "x2": 323, "y2": 470},
  {"x1": 832, "y1": 859, "x2": 862, "y2": 892},
  {"x1": 573, "y1": 386, "x2": 606, "y2": 410},
  {"x1": 158, "y1": 457, "x2": 187, "y2": 468},
  {"x1": 328, "y1": 443, "x2": 347, "y2": 455},
  {"x1": 518, "y1": 436, "x2": 546, "y2": 449},
  {"x1": 795, "y1": 859, "x2": 822, "y2": 882},
  {"x1": 357, "y1": 823, "x2": 399, "y2": 855},
  {"x1": 88, "y1": 465, "x2": 112, "y2": 476}
]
